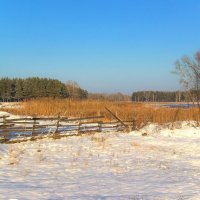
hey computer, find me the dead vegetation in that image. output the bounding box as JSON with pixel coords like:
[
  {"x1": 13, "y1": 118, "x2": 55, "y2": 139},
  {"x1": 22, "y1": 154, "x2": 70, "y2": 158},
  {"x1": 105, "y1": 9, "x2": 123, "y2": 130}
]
[{"x1": 1, "y1": 98, "x2": 200, "y2": 128}]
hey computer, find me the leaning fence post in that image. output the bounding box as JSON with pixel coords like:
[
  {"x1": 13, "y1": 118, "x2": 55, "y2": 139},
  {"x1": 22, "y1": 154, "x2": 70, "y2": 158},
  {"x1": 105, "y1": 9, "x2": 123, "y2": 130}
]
[{"x1": 105, "y1": 107, "x2": 129, "y2": 132}]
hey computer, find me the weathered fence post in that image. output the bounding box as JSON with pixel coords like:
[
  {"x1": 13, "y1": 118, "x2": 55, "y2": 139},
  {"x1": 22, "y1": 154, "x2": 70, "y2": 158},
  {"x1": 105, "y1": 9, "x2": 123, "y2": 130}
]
[
  {"x1": 78, "y1": 122, "x2": 81, "y2": 133},
  {"x1": 54, "y1": 113, "x2": 61, "y2": 135},
  {"x1": 132, "y1": 119, "x2": 136, "y2": 130},
  {"x1": 98, "y1": 121, "x2": 102, "y2": 132},
  {"x1": 32, "y1": 115, "x2": 37, "y2": 136},
  {"x1": 2, "y1": 115, "x2": 7, "y2": 135},
  {"x1": 3, "y1": 115, "x2": 6, "y2": 125}
]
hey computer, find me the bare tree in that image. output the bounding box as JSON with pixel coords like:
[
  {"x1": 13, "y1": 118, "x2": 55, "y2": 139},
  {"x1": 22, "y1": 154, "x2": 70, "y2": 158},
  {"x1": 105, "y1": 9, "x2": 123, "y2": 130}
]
[
  {"x1": 174, "y1": 51, "x2": 200, "y2": 124},
  {"x1": 174, "y1": 51, "x2": 200, "y2": 100}
]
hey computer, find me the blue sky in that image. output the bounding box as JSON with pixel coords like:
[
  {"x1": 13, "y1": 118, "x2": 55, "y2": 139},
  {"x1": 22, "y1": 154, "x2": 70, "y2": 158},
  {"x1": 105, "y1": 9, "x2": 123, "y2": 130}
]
[{"x1": 0, "y1": 0, "x2": 200, "y2": 94}]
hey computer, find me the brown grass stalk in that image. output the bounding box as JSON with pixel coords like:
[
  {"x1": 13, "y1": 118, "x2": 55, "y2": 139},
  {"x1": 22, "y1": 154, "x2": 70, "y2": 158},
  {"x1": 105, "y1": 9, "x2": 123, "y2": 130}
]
[{"x1": 1, "y1": 98, "x2": 199, "y2": 127}]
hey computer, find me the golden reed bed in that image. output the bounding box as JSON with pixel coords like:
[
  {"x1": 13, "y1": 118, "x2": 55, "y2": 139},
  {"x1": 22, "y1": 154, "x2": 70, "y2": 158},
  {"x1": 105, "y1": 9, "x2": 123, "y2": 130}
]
[{"x1": 1, "y1": 98, "x2": 200, "y2": 127}]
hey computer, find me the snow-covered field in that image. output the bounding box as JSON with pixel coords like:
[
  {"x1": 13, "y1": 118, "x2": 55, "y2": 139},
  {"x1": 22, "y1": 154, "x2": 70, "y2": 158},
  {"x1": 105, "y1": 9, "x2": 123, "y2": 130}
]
[{"x1": 0, "y1": 112, "x2": 200, "y2": 199}]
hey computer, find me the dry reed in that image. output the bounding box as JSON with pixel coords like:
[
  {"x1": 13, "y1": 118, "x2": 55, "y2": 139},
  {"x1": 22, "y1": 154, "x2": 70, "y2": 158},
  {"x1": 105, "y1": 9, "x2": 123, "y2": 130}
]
[{"x1": 1, "y1": 98, "x2": 200, "y2": 127}]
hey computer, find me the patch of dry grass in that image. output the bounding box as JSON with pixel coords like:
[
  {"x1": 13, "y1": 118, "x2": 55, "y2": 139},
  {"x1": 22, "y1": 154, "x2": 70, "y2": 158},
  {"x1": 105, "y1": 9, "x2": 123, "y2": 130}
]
[{"x1": 1, "y1": 98, "x2": 200, "y2": 127}]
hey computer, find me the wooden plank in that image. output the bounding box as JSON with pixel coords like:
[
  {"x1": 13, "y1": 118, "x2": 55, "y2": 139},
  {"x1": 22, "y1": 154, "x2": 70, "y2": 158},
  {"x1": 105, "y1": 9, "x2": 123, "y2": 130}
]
[
  {"x1": 102, "y1": 121, "x2": 133, "y2": 124},
  {"x1": 79, "y1": 121, "x2": 101, "y2": 125},
  {"x1": 61, "y1": 116, "x2": 104, "y2": 122},
  {"x1": 101, "y1": 125, "x2": 119, "y2": 128},
  {"x1": 5, "y1": 118, "x2": 32, "y2": 122},
  {"x1": 33, "y1": 117, "x2": 67, "y2": 121},
  {"x1": 0, "y1": 127, "x2": 48, "y2": 133},
  {"x1": 35, "y1": 124, "x2": 78, "y2": 128},
  {"x1": 0, "y1": 133, "x2": 12, "y2": 137},
  {"x1": 35, "y1": 124, "x2": 56, "y2": 128},
  {"x1": 101, "y1": 121, "x2": 119, "y2": 124},
  {"x1": 60, "y1": 124, "x2": 78, "y2": 127},
  {"x1": 6, "y1": 117, "x2": 62, "y2": 122},
  {"x1": 4, "y1": 116, "x2": 104, "y2": 122},
  {"x1": 0, "y1": 127, "x2": 54, "y2": 133},
  {"x1": 5, "y1": 121, "x2": 39, "y2": 125},
  {"x1": 0, "y1": 124, "x2": 15, "y2": 128},
  {"x1": 79, "y1": 125, "x2": 99, "y2": 129},
  {"x1": 5, "y1": 117, "x2": 66, "y2": 122},
  {"x1": 78, "y1": 129, "x2": 100, "y2": 133},
  {"x1": 0, "y1": 127, "x2": 37, "y2": 131},
  {"x1": 56, "y1": 128, "x2": 79, "y2": 133},
  {"x1": 0, "y1": 129, "x2": 32, "y2": 133}
]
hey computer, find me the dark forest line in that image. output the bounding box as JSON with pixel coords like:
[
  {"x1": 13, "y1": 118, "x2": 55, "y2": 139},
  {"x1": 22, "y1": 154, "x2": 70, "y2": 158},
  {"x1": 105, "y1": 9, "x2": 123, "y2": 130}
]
[{"x1": 0, "y1": 77, "x2": 88, "y2": 101}]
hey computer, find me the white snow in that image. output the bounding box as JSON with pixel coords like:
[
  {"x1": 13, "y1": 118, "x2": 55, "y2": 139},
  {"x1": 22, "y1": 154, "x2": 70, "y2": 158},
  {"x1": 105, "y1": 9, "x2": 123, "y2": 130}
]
[
  {"x1": 0, "y1": 112, "x2": 200, "y2": 199},
  {"x1": 0, "y1": 102, "x2": 21, "y2": 109}
]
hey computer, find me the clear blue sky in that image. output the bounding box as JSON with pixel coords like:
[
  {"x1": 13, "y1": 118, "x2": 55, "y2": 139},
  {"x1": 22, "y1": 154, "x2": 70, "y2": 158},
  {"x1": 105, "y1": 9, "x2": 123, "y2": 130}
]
[{"x1": 0, "y1": 0, "x2": 200, "y2": 94}]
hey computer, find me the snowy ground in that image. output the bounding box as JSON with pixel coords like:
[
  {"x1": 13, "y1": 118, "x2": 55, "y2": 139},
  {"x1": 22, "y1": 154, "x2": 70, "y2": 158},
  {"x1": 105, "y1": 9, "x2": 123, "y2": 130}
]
[
  {"x1": 0, "y1": 102, "x2": 21, "y2": 109},
  {"x1": 0, "y1": 112, "x2": 200, "y2": 199}
]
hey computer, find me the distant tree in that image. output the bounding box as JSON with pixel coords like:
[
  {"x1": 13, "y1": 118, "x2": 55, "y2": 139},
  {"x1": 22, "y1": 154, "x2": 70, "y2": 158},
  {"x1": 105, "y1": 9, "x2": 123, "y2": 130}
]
[
  {"x1": 65, "y1": 81, "x2": 88, "y2": 99},
  {"x1": 174, "y1": 51, "x2": 200, "y2": 103}
]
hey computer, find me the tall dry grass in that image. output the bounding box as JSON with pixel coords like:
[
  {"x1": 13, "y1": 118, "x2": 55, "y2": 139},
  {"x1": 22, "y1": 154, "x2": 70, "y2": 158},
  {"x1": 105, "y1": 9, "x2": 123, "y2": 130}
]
[{"x1": 1, "y1": 98, "x2": 200, "y2": 127}]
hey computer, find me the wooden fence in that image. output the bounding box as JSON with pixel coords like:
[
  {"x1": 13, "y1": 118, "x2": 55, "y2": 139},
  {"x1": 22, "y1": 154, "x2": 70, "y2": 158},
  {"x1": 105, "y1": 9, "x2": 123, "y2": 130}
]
[{"x1": 0, "y1": 112, "x2": 134, "y2": 143}]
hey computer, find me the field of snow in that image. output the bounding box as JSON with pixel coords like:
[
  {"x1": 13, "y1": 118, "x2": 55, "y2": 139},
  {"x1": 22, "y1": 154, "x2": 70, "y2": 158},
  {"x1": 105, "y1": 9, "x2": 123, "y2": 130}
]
[{"x1": 0, "y1": 112, "x2": 200, "y2": 199}]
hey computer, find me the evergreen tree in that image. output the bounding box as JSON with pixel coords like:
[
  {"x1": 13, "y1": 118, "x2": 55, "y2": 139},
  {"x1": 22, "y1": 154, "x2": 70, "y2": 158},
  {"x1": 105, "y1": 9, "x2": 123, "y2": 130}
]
[{"x1": 0, "y1": 77, "x2": 86, "y2": 101}]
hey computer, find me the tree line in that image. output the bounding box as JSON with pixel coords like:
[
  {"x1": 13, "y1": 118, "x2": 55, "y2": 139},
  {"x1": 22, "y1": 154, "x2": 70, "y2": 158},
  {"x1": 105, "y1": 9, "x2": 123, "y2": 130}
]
[
  {"x1": 132, "y1": 90, "x2": 200, "y2": 102},
  {"x1": 0, "y1": 77, "x2": 88, "y2": 101}
]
